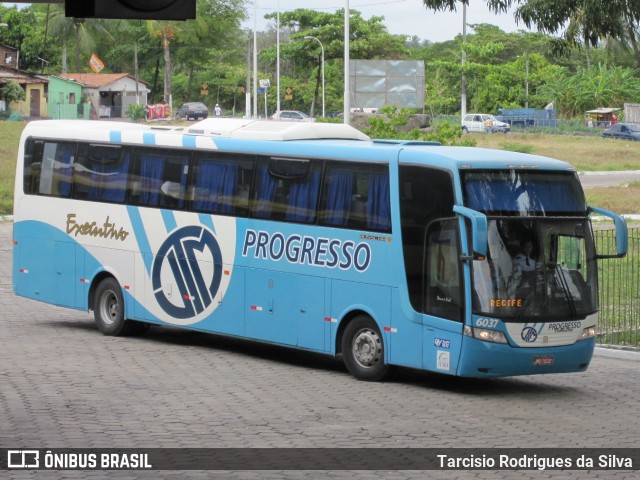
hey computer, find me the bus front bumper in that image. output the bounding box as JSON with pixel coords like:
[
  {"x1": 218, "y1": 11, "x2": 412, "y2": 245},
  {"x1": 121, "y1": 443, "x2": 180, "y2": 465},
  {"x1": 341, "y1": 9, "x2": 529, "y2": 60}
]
[{"x1": 456, "y1": 336, "x2": 596, "y2": 378}]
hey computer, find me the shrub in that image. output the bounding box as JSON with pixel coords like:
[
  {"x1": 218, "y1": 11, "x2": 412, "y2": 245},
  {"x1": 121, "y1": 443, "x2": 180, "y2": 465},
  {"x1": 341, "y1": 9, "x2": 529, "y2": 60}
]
[{"x1": 126, "y1": 104, "x2": 146, "y2": 122}]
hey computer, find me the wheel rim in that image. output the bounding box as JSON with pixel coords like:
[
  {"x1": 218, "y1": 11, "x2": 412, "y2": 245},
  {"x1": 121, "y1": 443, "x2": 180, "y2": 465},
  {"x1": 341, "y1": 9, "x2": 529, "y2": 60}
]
[
  {"x1": 99, "y1": 289, "x2": 120, "y2": 326},
  {"x1": 351, "y1": 328, "x2": 382, "y2": 368}
]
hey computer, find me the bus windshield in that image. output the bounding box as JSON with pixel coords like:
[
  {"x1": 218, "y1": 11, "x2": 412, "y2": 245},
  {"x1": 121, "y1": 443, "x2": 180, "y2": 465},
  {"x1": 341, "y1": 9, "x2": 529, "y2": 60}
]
[
  {"x1": 462, "y1": 170, "x2": 597, "y2": 322},
  {"x1": 471, "y1": 218, "x2": 597, "y2": 322},
  {"x1": 463, "y1": 170, "x2": 587, "y2": 216}
]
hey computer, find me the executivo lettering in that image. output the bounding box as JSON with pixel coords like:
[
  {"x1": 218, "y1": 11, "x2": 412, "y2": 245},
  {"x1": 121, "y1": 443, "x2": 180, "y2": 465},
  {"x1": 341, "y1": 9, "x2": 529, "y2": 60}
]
[{"x1": 66, "y1": 213, "x2": 129, "y2": 242}]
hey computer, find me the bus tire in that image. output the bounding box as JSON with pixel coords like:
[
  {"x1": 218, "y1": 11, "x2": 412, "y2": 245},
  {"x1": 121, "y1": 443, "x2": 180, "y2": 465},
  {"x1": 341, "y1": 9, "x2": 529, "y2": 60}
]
[
  {"x1": 94, "y1": 277, "x2": 132, "y2": 336},
  {"x1": 342, "y1": 315, "x2": 392, "y2": 381}
]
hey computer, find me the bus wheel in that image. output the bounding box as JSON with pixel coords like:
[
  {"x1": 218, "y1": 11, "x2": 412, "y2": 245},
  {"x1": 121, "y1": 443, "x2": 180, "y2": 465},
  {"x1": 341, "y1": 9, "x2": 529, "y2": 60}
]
[
  {"x1": 342, "y1": 316, "x2": 391, "y2": 381},
  {"x1": 94, "y1": 277, "x2": 130, "y2": 336}
]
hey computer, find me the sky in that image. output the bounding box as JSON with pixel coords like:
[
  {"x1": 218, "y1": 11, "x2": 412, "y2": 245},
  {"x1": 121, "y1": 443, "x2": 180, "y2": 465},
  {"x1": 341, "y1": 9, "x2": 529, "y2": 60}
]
[
  {"x1": 1, "y1": 1, "x2": 532, "y2": 43},
  {"x1": 246, "y1": 0, "x2": 533, "y2": 43}
]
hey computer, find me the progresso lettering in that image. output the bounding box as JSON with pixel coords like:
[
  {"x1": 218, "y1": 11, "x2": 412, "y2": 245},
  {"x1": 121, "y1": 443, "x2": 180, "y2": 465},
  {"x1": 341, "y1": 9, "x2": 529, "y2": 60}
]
[{"x1": 242, "y1": 229, "x2": 371, "y2": 272}]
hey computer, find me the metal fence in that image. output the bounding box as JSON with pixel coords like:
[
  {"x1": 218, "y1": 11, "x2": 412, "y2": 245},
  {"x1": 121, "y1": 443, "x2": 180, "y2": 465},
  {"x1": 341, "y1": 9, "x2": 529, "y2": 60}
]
[{"x1": 596, "y1": 226, "x2": 640, "y2": 348}]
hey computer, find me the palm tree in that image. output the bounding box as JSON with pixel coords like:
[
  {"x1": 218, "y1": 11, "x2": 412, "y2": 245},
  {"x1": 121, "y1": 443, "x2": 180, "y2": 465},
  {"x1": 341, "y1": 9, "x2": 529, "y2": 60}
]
[
  {"x1": 48, "y1": 5, "x2": 116, "y2": 72},
  {"x1": 147, "y1": 21, "x2": 179, "y2": 103},
  {"x1": 147, "y1": 17, "x2": 208, "y2": 104}
]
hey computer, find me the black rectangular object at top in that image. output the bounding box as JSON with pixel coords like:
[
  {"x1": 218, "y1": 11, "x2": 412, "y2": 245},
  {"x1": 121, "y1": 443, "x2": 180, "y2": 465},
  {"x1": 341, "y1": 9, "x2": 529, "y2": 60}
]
[{"x1": 64, "y1": 0, "x2": 196, "y2": 20}]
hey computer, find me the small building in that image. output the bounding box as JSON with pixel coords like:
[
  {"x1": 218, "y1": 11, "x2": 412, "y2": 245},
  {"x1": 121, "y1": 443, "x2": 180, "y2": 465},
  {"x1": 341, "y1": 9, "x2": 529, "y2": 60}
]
[
  {"x1": 47, "y1": 75, "x2": 90, "y2": 119},
  {"x1": 0, "y1": 44, "x2": 19, "y2": 70},
  {"x1": 58, "y1": 73, "x2": 149, "y2": 118},
  {"x1": 0, "y1": 64, "x2": 48, "y2": 117},
  {"x1": 624, "y1": 103, "x2": 640, "y2": 124},
  {"x1": 585, "y1": 108, "x2": 621, "y2": 128}
]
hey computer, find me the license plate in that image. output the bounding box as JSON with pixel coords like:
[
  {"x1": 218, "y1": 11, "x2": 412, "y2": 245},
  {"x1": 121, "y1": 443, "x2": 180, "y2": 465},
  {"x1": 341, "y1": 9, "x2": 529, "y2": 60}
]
[{"x1": 532, "y1": 355, "x2": 554, "y2": 366}]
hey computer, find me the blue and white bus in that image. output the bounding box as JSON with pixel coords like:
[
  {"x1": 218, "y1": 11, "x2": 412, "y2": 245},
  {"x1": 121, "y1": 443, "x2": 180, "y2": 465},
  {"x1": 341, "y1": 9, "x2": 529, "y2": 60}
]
[{"x1": 12, "y1": 118, "x2": 628, "y2": 380}]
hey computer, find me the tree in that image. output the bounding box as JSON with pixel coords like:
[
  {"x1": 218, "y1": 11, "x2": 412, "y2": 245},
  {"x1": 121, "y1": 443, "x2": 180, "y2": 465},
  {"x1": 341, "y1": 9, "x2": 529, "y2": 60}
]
[
  {"x1": 260, "y1": 8, "x2": 408, "y2": 115},
  {"x1": 421, "y1": 0, "x2": 640, "y2": 67},
  {"x1": 46, "y1": 5, "x2": 117, "y2": 72},
  {"x1": 171, "y1": 0, "x2": 245, "y2": 106},
  {"x1": 0, "y1": 80, "x2": 26, "y2": 112},
  {"x1": 418, "y1": 26, "x2": 563, "y2": 114},
  {"x1": 539, "y1": 64, "x2": 640, "y2": 117},
  {"x1": 0, "y1": 5, "x2": 46, "y2": 71},
  {"x1": 147, "y1": 0, "x2": 244, "y2": 104}
]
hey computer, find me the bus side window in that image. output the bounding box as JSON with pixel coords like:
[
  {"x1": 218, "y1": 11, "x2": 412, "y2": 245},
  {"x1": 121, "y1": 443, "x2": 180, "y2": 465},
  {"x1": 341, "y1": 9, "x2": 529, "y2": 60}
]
[
  {"x1": 129, "y1": 149, "x2": 190, "y2": 209},
  {"x1": 37, "y1": 141, "x2": 77, "y2": 198},
  {"x1": 251, "y1": 157, "x2": 322, "y2": 224},
  {"x1": 424, "y1": 219, "x2": 462, "y2": 322},
  {"x1": 73, "y1": 144, "x2": 131, "y2": 203},
  {"x1": 319, "y1": 163, "x2": 391, "y2": 232},
  {"x1": 23, "y1": 139, "x2": 44, "y2": 195},
  {"x1": 190, "y1": 153, "x2": 254, "y2": 217}
]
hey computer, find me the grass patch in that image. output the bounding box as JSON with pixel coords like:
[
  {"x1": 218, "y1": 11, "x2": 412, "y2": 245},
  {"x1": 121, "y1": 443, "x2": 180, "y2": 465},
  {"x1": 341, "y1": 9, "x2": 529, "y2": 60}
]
[
  {"x1": 0, "y1": 121, "x2": 26, "y2": 215},
  {"x1": 585, "y1": 181, "x2": 640, "y2": 214},
  {"x1": 499, "y1": 142, "x2": 535, "y2": 154},
  {"x1": 474, "y1": 133, "x2": 640, "y2": 171}
]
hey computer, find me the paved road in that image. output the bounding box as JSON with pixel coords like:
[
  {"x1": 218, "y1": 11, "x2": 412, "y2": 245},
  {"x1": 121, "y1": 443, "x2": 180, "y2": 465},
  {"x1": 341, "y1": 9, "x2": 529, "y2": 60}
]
[
  {"x1": 579, "y1": 170, "x2": 640, "y2": 188},
  {"x1": 1, "y1": 221, "x2": 639, "y2": 480}
]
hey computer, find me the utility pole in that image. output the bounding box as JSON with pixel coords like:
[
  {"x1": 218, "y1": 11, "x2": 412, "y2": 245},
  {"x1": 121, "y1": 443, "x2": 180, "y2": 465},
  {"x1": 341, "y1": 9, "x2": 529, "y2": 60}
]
[{"x1": 343, "y1": 0, "x2": 350, "y2": 125}]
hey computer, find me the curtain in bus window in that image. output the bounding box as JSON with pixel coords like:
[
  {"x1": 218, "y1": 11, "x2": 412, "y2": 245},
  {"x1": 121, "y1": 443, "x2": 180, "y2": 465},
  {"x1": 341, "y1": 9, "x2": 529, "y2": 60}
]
[
  {"x1": 87, "y1": 153, "x2": 130, "y2": 202},
  {"x1": 194, "y1": 161, "x2": 239, "y2": 214},
  {"x1": 106, "y1": 152, "x2": 130, "y2": 202},
  {"x1": 285, "y1": 167, "x2": 321, "y2": 223},
  {"x1": 254, "y1": 163, "x2": 278, "y2": 218},
  {"x1": 367, "y1": 173, "x2": 391, "y2": 231},
  {"x1": 56, "y1": 146, "x2": 75, "y2": 197},
  {"x1": 140, "y1": 155, "x2": 164, "y2": 206},
  {"x1": 323, "y1": 169, "x2": 354, "y2": 226}
]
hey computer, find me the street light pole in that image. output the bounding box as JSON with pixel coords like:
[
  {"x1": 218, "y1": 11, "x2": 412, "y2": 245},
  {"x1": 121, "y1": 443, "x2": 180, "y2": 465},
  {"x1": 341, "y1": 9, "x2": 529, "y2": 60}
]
[
  {"x1": 305, "y1": 36, "x2": 325, "y2": 118},
  {"x1": 344, "y1": 0, "x2": 350, "y2": 125},
  {"x1": 460, "y1": 1, "x2": 467, "y2": 120},
  {"x1": 525, "y1": 50, "x2": 529, "y2": 109},
  {"x1": 253, "y1": 0, "x2": 258, "y2": 118},
  {"x1": 276, "y1": 0, "x2": 281, "y2": 114}
]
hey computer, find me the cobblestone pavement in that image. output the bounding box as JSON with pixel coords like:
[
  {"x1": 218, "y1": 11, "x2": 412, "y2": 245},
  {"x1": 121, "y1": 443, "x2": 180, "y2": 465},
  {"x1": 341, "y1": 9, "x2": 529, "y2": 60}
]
[{"x1": 1, "y1": 222, "x2": 639, "y2": 480}]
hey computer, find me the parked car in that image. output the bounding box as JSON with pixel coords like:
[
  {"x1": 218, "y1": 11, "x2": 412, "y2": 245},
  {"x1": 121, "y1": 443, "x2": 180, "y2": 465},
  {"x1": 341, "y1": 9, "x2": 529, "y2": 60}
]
[
  {"x1": 176, "y1": 102, "x2": 209, "y2": 120},
  {"x1": 461, "y1": 113, "x2": 510, "y2": 133},
  {"x1": 602, "y1": 122, "x2": 640, "y2": 141},
  {"x1": 271, "y1": 110, "x2": 315, "y2": 122}
]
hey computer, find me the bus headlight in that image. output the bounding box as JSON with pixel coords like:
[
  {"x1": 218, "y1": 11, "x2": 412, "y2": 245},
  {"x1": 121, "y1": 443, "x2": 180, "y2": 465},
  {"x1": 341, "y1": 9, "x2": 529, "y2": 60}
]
[
  {"x1": 464, "y1": 326, "x2": 508, "y2": 344},
  {"x1": 580, "y1": 326, "x2": 596, "y2": 340}
]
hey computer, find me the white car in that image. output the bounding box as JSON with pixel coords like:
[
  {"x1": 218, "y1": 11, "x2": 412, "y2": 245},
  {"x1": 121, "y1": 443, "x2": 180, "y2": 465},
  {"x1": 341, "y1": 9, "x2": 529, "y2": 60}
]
[
  {"x1": 462, "y1": 114, "x2": 510, "y2": 133},
  {"x1": 271, "y1": 110, "x2": 315, "y2": 122}
]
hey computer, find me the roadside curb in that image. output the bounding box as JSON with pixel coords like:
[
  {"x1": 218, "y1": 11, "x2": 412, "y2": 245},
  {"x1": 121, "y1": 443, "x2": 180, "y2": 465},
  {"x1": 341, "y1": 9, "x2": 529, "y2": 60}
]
[
  {"x1": 0, "y1": 215, "x2": 13, "y2": 222},
  {"x1": 595, "y1": 346, "x2": 640, "y2": 361}
]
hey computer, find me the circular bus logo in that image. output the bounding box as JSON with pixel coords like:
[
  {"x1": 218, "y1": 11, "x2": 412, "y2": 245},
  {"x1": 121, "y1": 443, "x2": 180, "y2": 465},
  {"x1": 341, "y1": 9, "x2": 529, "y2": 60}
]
[
  {"x1": 521, "y1": 326, "x2": 538, "y2": 343},
  {"x1": 151, "y1": 226, "x2": 222, "y2": 321}
]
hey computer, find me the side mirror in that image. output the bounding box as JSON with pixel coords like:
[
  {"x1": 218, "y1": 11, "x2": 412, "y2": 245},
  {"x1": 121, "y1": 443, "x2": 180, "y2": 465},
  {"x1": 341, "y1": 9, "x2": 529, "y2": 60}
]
[
  {"x1": 589, "y1": 206, "x2": 628, "y2": 258},
  {"x1": 453, "y1": 205, "x2": 488, "y2": 259}
]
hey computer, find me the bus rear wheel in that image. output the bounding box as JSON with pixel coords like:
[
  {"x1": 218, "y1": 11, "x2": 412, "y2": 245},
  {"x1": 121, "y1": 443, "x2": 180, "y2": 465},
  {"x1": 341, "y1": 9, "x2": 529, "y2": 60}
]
[
  {"x1": 94, "y1": 277, "x2": 146, "y2": 336},
  {"x1": 342, "y1": 316, "x2": 392, "y2": 381}
]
